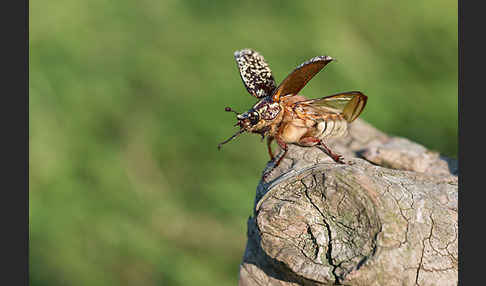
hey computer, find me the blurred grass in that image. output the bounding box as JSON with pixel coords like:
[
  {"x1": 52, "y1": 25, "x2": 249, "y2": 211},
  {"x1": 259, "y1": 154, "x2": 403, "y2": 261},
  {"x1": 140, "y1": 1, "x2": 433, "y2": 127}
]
[{"x1": 29, "y1": 0, "x2": 457, "y2": 285}]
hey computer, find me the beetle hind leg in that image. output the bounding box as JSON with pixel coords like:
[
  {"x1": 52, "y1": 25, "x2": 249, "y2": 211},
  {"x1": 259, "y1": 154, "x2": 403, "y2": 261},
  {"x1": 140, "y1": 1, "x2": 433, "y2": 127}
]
[
  {"x1": 317, "y1": 140, "x2": 345, "y2": 164},
  {"x1": 299, "y1": 136, "x2": 345, "y2": 164}
]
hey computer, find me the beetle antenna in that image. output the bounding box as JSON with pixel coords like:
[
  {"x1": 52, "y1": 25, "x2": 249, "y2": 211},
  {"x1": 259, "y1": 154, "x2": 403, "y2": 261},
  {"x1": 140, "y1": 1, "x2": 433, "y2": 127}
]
[
  {"x1": 217, "y1": 129, "x2": 245, "y2": 150},
  {"x1": 224, "y1": 106, "x2": 240, "y2": 115}
]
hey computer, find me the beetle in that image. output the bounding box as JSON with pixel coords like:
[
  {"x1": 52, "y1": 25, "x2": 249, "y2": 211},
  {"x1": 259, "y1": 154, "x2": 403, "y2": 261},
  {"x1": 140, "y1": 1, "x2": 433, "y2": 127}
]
[{"x1": 218, "y1": 49, "x2": 367, "y2": 176}]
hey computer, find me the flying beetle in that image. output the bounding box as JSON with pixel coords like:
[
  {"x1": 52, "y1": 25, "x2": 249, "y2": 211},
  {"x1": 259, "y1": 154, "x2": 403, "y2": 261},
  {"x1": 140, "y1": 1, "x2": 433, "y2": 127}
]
[{"x1": 218, "y1": 49, "x2": 367, "y2": 176}]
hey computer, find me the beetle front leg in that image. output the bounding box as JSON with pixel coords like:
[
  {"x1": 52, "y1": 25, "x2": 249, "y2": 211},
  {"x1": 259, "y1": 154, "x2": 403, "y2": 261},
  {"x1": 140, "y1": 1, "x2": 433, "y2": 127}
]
[{"x1": 267, "y1": 136, "x2": 275, "y2": 161}]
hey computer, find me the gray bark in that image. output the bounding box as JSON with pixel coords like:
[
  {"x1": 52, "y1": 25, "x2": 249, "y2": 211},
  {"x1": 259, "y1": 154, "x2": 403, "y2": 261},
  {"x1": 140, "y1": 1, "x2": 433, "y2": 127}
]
[{"x1": 239, "y1": 119, "x2": 458, "y2": 286}]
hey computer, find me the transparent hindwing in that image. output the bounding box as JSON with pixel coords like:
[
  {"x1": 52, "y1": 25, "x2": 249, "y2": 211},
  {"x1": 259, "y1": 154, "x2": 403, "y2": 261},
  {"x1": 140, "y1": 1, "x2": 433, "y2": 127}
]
[{"x1": 295, "y1": 91, "x2": 368, "y2": 123}]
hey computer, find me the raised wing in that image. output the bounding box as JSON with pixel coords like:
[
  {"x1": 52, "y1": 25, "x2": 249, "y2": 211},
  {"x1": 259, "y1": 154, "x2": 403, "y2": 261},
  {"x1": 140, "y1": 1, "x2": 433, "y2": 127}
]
[
  {"x1": 234, "y1": 49, "x2": 277, "y2": 98},
  {"x1": 296, "y1": 91, "x2": 367, "y2": 122},
  {"x1": 272, "y1": 56, "x2": 334, "y2": 102}
]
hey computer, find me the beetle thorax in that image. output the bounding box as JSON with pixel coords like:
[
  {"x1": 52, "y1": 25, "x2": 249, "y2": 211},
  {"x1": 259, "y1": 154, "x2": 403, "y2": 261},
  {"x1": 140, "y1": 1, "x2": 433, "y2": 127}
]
[{"x1": 254, "y1": 100, "x2": 281, "y2": 121}]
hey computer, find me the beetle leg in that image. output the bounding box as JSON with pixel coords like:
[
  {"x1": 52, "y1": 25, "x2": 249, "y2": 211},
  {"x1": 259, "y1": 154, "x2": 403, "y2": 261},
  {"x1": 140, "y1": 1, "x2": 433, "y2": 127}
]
[
  {"x1": 317, "y1": 140, "x2": 345, "y2": 164},
  {"x1": 267, "y1": 136, "x2": 275, "y2": 161},
  {"x1": 298, "y1": 136, "x2": 320, "y2": 147},
  {"x1": 263, "y1": 136, "x2": 288, "y2": 180},
  {"x1": 273, "y1": 137, "x2": 288, "y2": 169},
  {"x1": 298, "y1": 136, "x2": 344, "y2": 163}
]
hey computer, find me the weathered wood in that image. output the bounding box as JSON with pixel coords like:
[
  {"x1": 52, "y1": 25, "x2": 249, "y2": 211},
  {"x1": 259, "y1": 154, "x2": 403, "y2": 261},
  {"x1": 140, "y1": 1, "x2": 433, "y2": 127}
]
[{"x1": 239, "y1": 119, "x2": 458, "y2": 286}]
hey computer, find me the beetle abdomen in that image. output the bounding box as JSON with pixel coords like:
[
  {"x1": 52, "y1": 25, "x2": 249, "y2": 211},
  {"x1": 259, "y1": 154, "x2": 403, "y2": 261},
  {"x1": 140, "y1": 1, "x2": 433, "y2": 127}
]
[{"x1": 315, "y1": 116, "x2": 348, "y2": 139}]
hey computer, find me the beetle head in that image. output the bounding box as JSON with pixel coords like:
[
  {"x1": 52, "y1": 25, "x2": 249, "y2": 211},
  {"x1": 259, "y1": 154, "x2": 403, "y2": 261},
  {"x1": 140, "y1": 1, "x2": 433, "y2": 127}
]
[{"x1": 218, "y1": 97, "x2": 282, "y2": 149}]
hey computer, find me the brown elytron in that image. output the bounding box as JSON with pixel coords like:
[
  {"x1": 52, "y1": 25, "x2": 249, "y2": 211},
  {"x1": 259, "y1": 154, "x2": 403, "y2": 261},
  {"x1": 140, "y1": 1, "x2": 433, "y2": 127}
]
[{"x1": 219, "y1": 49, "x2": 368, "y2": 176}]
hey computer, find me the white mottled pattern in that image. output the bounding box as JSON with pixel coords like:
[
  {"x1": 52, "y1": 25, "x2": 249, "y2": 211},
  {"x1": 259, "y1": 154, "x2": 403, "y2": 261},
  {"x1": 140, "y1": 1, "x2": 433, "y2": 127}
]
[{"x1": 234, "y1": 49, "x2": 277, "y2": 98}]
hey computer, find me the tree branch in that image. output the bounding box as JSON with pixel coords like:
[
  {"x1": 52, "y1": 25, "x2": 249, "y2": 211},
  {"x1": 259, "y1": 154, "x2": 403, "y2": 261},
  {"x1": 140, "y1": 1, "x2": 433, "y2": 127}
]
[{"x1": 239, "y1": 119, "x2": 458, "y2": 286}]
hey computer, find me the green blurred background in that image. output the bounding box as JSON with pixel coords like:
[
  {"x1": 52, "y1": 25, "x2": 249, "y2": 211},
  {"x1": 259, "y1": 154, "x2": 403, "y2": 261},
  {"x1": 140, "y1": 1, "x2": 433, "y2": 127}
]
[{"x1": 30, "y1": 0, "x2": 457, "y2": 285}]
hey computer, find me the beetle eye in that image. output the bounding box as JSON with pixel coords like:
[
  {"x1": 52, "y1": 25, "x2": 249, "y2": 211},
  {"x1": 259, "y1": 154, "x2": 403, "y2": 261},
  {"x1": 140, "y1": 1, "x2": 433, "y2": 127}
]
[{"x1": 249, "y1": 112, "x2": 259, "y2": 124}]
